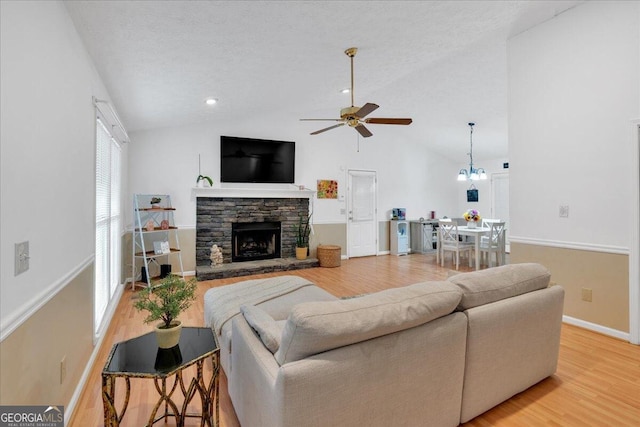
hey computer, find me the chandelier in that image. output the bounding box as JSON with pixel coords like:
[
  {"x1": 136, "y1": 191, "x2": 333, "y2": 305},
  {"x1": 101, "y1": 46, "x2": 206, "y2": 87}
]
[{"x1": 457, "y1": 122, "x2": 487, "y2": 181}]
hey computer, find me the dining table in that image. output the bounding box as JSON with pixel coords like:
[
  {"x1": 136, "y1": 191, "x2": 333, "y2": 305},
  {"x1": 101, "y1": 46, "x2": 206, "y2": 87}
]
[{"x1": 436, "y1": 225, "x2": 491, "y2": 271}]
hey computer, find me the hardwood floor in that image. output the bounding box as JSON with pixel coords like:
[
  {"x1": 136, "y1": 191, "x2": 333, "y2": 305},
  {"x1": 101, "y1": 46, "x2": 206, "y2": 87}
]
[{"x1": 69, "y1": 254, "x2": 640, "y2": 426}]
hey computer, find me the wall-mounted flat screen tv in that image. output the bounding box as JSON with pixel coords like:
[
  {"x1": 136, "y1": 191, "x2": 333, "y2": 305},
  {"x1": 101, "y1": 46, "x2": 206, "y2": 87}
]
[{"x1": 220, "y1": 136, "x2": 295, "y2": 183}]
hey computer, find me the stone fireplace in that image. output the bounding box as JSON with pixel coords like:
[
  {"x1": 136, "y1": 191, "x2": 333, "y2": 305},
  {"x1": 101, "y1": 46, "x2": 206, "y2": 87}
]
[{"x1": 195, "y1": 189, "x2": 315, "y2": 280}]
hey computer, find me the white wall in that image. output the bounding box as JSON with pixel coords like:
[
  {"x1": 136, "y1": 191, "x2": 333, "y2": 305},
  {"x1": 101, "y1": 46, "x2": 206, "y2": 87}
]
[
  {"x1": 0, "y1": 1, "x2": 118, "y2": 334},
  {"x1": 508, "y1": 1, "x2": 639, "y2": 249},
  {"x1": 127, "y1": 117, "x2": 459, "y2": 229}
]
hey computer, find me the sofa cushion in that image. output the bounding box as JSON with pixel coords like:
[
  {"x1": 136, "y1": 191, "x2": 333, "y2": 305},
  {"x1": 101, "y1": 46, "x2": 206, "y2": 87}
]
[
  {"x1": 240, "y1": 304, "x2": 284, "y2": 354},
  {"x1": 274, "y1": 281, "x2": 462, "y2": 365},
  {"x1": 447, "y1": 263, "x2": 551, "y2": 310}
]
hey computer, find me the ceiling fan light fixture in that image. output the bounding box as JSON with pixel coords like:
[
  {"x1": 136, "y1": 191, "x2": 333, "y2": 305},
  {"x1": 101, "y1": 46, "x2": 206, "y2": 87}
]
[
  {"x1": 205, "y1": 97, "x2": 218, "y2": 106},
  {"x1": 300, "y1": 47, "x2": 413, "y2": 138}
]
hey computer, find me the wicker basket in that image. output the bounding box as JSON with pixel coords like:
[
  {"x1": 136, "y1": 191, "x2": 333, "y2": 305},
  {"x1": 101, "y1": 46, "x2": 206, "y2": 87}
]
[{"x1": 317, "y1": 245, "x2": 342, "y2": 268}]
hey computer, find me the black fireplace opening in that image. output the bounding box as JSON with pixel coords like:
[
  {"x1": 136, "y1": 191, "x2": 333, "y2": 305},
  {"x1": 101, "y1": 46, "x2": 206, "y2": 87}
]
[{"x1": 232, "y1": 221, "x2": 281, "y2": 262}]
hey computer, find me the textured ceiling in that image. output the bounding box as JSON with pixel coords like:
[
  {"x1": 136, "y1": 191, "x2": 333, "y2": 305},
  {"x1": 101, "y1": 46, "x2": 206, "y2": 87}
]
[{"x1": 64, "y1": 0, "x2": 581, "y2": 161}]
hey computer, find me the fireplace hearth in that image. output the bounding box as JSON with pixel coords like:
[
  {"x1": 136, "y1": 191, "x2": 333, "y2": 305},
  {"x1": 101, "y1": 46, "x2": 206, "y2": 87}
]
[{"x1": 232, "y1": 221, "x2": 281, "y2": 262}]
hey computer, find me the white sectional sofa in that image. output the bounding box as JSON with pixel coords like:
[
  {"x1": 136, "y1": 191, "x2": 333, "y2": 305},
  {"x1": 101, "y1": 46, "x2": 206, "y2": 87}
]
[{"x1": 204, "y1": 263, "x2": 564, "y2": 427}]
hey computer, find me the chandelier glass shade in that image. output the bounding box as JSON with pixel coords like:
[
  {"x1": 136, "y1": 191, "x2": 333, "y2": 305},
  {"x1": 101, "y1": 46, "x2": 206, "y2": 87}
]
[{"x1": 457, "y1": 122, "x2": 487, "y2": 181}]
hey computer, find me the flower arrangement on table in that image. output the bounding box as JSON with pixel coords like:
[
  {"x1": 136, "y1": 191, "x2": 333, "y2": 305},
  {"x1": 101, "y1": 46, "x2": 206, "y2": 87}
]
[{"x1": 463, "y1": 209, "x2": 481, "y2": 223}]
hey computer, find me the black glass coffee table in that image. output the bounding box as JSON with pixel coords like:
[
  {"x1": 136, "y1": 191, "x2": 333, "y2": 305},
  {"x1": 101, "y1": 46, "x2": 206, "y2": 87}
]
[{"x1": 102, "y1": 327, "x2": 219, "y2": 426}]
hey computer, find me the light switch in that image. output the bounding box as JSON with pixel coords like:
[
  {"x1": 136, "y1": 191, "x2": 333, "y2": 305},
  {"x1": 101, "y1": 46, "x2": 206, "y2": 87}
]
[
  {"x1": 15, "y1": 241, "x2": 29, "y2": 276},
  {"x1": 559, "y1": 205, "x2": 569, "y2": 218}
]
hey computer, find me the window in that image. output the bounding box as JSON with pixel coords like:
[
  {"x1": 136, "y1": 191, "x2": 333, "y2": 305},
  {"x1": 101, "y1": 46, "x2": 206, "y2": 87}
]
[{"x1": 95, "y1": 117, "x2": 122, "y2": 337}]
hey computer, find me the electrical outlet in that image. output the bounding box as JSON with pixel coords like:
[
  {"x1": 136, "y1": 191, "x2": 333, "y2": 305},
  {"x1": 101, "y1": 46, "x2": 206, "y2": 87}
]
[
  {"x1": 559, "y1": 205, "x2": 569, "y2": 218},
  {"x1": 581, "y1": 288, "x2": 593, "y2": 302},
  {"x1": 60, "y1": 356, "x2": 67, "y2": 384},
  {"x1": 14, "y1": 241, "x2": 30, "y2": 276}
]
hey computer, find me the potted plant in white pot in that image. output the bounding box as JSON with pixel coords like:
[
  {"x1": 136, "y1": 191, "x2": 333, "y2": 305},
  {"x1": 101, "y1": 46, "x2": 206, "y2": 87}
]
[
  {"x1": 196, "y1": 154, "x2": 213, "y2": 187},
  {"x1": 150, "y1": 196, "x2": 162, "y2": 208},
  {"x1": 196, "y1": 174, "x2": 213, "y2": 188},
  {"x1": 294, "y1": 213, "x2": 312, "y2": 260},
  {"x1": 134, "y1": 274, "x2": 197, "y2": 348}
]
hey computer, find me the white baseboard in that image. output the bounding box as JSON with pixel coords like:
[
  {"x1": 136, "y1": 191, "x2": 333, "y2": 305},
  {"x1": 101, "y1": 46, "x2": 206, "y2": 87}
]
[
  {"x1": 562, "y1": 315, "x2": 630, "y2": 342},
  {"x1": 377, "y1": 250, "x2": 390, "y2": 255}
]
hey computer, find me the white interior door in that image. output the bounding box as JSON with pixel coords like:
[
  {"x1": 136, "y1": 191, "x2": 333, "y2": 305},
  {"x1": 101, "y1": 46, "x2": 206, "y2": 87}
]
[
  {"x1": 492, "y1": 173, "x2": 510, "y2": 252},
  {"x1": 347, "y1": 170, "x2": 377, "y2": 257}
]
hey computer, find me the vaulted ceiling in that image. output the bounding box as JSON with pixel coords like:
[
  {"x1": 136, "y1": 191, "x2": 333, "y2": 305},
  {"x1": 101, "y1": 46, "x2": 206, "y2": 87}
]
[{"x1": 64, "y1": 0, "x2": 581, "y2": 161}]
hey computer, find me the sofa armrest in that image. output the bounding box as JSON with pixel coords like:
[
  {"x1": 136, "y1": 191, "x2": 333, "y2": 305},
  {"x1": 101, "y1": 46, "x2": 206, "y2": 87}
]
[
  {"x1": 229, "y1": 316, "x2": 282, "y2": 427},
  {"x1": 460, "y1": 285, "x2": 565, "y2": 423}
]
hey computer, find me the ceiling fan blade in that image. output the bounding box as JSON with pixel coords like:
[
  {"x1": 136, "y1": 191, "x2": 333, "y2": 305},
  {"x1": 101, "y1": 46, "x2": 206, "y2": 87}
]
[
  {"x1": 356, "y1": 103, "x2": 379, "y2": 118},
  {"x1": 300, "y1": 119, "x2": 343, "y2": 121},
  {"x1": 355, "y1": 124, "x2": 373, "y2": 138},
  {"x1": 364, "y1": 118, "x2": 413, "y2": 125},
  {"x1": 311, "y1": 123, "x2": 345, "y2": 135}
]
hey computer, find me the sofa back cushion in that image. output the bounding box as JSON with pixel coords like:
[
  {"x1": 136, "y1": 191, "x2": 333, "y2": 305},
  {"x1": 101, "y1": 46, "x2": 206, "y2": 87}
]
[
  {"x1": 274, "y1": 281, "x2": 462, "y2": 365},
  {"x1": 447, "y1": 263, "x2": 551, "y2": 310}
]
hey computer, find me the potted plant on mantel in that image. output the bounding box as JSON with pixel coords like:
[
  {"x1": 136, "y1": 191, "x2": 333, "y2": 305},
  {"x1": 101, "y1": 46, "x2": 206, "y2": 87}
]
[
  {"x1": 196, "y1": 174, "x2": 213, "y2": 188},
  {"x1": 134, "y1": 274, "x2": 197, "y2": 349},
  {"x1": 294, "y1": 213, "x2": 312, "y2": 260},
  {"x1": 196, "y1": 154, "x2": 213, "y2": 188}
]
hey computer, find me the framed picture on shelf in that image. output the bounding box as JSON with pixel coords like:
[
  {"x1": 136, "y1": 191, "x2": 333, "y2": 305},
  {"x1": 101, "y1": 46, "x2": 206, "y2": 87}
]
[{"x1": 154, "y1": 241, "x2": 171, "y2": 255}]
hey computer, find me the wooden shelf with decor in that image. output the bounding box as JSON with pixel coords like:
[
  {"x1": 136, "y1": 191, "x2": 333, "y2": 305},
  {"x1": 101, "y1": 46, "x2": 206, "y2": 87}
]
[
  {"x1": 134, "y1": 226, "x2": 178, "y2": 233},
  {"x1": 134, "y1": 248, "x2": 181, "y2": 258},
  {"x1": 132, "y1": 194, "x2": 184, "y2": 290}
]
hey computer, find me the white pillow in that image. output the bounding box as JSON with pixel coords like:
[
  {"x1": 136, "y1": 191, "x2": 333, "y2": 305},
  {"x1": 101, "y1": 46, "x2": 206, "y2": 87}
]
[{"x1": 240, "y1": 304, "x2": 283, "y2": 354}]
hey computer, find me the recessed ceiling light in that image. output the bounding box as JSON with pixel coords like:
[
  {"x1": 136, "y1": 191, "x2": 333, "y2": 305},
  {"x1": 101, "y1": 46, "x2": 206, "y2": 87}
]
[
  {"x1": 205, "y1": 97, "x2": 218, "y2": 105},
  {"x1": 340, "y1": 88, "x2": 350, "y2": 94}
]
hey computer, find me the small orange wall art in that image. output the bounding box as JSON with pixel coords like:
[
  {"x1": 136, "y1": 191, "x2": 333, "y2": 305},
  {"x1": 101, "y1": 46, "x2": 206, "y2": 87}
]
[{"x1": 317, "y1": 179, "x2": 338, "y2": 199}]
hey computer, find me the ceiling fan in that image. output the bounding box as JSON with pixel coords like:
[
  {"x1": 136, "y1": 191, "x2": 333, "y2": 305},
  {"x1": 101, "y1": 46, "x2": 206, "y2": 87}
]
[{"x1": 300, "y1": 47, "x2": 412, "y2": 138}]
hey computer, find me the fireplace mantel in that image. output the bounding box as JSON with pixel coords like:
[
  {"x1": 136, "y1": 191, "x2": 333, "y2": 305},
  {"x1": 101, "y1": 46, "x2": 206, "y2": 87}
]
[{"x1": 193, "y1": 186, "x2": 314, "y2": 199}]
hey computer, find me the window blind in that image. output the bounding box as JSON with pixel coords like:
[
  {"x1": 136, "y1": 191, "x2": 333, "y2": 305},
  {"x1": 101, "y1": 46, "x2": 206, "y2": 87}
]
[{"x1": 95, "y1": 117, "x2": 122, "y2": 336}]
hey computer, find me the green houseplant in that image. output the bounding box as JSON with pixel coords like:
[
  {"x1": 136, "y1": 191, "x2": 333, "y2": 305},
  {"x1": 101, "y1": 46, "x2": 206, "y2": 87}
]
[
  {"x1": 134, "y1": 274, "x2": 197, "y2": 348},
  {"x1": 196, "y1": 174, "x2": 213, "y2": 187},
  {"x1": 150, "y1": 196, "x2": 162, "y2": 207},
  {"x1": 196, "y1": 154, "x2": 213, "y2": 188},
  {"x1": 294, "y1": 213, "x2": 312, "y2": 260}
]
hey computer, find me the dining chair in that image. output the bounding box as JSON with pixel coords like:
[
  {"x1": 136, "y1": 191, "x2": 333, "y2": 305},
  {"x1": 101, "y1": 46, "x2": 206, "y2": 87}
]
[
  {"x1": 479, "y1": 221, "x2": 506, "y2": 268},
  {"x1": 452, "y1": 217, "x2": 467, "y2": 226},
  {"x1": 479, "y1": 218, "x2": 501, "y2": 247},
  {"x1": 439, "y1": 220, "x2": 474, "y2": 270},
  {"x1": 435, "y1": 218, "x2": 452, "y2": 264},
  {"x1": 481, "y1": 218, "x2": 501, "y2": 228}
]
